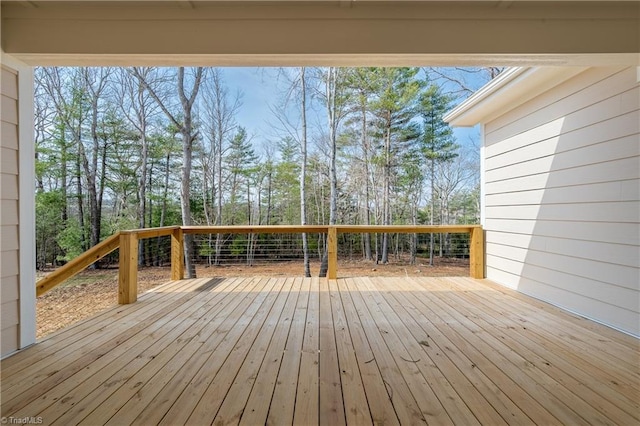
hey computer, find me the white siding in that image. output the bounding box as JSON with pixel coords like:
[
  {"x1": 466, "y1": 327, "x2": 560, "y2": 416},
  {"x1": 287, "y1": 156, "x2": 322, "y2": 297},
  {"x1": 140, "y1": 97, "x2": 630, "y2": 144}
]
[
  {"x1": 483, "y1": 67, "x2": 640, "y2": 337},
  {"x1": 1, "y1": 65, "x2": 21, "y2": 356},
  {"x1": 1, "y1": 55, "x2": 36, "y2": 358}
]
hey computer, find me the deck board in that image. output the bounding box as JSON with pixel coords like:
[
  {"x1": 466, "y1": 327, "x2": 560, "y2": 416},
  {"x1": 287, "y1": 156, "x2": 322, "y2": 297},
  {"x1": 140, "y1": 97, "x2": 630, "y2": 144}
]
[
  {"x1": 33, "y1": 278, "x2": 242, "y2": 424},
  {"x1": 318, "y1": 278, "x2": 346, "y2": 426},
  {"x1": 348, "y1": 277, "x2": 450, "y2": 425},
  {"x1": 408, "y1": 277, "x2": 591, "y2": 425},
  {"x1": 239, "y1": 277, "x2": 301, "y2": 426},
  {"x1": 293, "y1": 277, "x2": 321, "y2": 426},
  {"x1": 335, "y1": 279, "x2": 399, "y2": 425},
  {"x1": 265, "y1": 277, "x2": 309, "y2": 426},
  {"x1": 2, "y1": 276, "x2": 638, "y2": 425}
]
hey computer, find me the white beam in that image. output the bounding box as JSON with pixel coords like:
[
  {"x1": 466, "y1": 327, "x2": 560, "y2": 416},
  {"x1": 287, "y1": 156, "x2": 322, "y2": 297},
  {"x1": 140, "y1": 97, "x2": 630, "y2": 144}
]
[{"x1": 1, "y1": 1, "x2": 638, "y2": 66}]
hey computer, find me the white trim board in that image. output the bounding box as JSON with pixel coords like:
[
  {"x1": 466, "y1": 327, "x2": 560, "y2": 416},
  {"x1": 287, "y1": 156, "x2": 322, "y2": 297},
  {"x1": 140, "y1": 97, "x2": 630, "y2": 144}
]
[{"x1": 444, "y1": 67, "x2": 589, "y2": 127}]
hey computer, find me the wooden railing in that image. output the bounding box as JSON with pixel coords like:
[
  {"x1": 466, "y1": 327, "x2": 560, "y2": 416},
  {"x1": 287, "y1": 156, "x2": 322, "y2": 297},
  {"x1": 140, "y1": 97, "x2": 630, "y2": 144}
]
[
  {"x1": 35, "y1": 226, "x2": 180, "y2": 302},
  {"x1": 35, "y1": 225, "x2": 484, "y2": 304},
  {"x1": 35, "y1": 232, "x2": 122, "y2": 297}
]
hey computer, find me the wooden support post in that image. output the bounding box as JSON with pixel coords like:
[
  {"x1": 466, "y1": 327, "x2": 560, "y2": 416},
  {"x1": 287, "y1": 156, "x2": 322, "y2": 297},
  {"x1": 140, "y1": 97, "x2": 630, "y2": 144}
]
[
  {"x1": 470, "y1": 226, "x2": 485, "y2": 279},
  {"x1": 328, "y1": 226, "x2": 337, "y2": 280},
  {"x1": 118, "y1": 232, "x2": 138, "y2": 304},
  {"x1": 171, "y1": 227, "x2": 184, "y2": 281}
]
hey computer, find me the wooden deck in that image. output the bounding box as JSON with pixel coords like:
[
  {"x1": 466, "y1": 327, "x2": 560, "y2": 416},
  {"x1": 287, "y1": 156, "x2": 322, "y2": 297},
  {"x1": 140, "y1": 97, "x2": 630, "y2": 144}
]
[{"x1": 2, "y1": 277, "x2": 638, "y2": 425}]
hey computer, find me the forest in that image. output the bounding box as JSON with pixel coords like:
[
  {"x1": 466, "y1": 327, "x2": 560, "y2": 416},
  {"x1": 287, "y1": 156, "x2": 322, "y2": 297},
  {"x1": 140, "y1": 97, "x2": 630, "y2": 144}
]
[{"x1": 34, "y1": 66, "x2": 497, "y2": 276}]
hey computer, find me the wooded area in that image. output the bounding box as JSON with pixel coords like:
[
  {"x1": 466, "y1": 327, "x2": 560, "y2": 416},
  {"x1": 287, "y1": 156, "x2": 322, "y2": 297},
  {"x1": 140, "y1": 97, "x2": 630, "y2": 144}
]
[{"x1": 34, "y1": 67, "x2": 491, "y2": 277}]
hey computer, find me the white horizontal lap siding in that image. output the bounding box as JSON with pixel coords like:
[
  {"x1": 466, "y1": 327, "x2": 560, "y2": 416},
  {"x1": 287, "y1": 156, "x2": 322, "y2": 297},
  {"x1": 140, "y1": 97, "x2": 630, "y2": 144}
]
[
  {"x1": 485, "y1": 156, "x2": 639, "y2": 194},
  {"x1": 486, "y1": 179, "x2": 639, "y2": 207},
  {"x1": 483, "y1": 66, "x2": 640, "y2": 337},
  {"x1": 485, "y1": 67, "x2": 637, "y2": 143},
  {"x1": 486, "y1": 135, "x2": 639, "y2": 185},
  {"x1": 1, "y1": 65, "x2": 21, "y2": 356}
]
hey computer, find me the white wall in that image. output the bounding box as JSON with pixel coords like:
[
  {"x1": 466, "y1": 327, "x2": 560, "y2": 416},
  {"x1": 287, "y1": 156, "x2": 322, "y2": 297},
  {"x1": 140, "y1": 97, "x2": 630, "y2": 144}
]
[
  {"x1": 1, "y1": 53, "x2": 35, "y2": 357},
  {"x1": 1, "y1": 64, "x2": 21, "y2": 355},
  {"x1": 483, "y1": 67, "x2": 640, "y2": 336}
]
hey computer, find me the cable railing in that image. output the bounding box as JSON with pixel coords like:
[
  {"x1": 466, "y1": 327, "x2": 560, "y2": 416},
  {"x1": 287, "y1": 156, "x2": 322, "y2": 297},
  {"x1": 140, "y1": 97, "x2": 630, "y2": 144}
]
[{"x1": 35, "y1": 225, "x2": 484, "y2": 304}]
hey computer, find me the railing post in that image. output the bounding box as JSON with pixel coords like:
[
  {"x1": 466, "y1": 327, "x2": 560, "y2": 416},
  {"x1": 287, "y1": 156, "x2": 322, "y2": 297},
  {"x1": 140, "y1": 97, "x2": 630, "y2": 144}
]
[
  {"x1": 328, "y1": 226, "x2": 338, "y2": 280},
  {"x1": 470, "y1": 226, "x2": 485, "y2": 279},
  {"x1": 171, "y1": 227, "x2": 184, "y2": 280},
  {"x1": 118, "y1": 231, "x2": 138, "y2": 304}
]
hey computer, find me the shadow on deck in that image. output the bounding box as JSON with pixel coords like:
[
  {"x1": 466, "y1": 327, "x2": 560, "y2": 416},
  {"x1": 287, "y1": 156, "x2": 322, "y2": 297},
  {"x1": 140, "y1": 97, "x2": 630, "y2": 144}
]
[{"x1": 2, "y1": 276, "x2": 638, "y2": 425}]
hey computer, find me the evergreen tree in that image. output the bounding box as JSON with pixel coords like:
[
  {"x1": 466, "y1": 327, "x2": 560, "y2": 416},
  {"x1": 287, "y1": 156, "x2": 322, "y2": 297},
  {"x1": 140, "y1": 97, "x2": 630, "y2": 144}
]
[
  {"x1": 419, "y1": 82, "x2": 459, "y2": 265},
  {"x1": 369, "y1": 67, "x2": 422, "y2": 263},
  {"x1": 273, "y1": 137, "x2": 301, "y2": 224},
  {"x1": 224, "y1": 127, "x2": 258, "y2": 224}
]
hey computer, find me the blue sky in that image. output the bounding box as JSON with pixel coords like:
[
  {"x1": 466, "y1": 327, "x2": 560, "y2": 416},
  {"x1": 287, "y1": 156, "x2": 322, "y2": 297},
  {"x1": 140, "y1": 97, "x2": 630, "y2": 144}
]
[{"x1": 220, "y1": 67, "x2": 483, "y2": 156}]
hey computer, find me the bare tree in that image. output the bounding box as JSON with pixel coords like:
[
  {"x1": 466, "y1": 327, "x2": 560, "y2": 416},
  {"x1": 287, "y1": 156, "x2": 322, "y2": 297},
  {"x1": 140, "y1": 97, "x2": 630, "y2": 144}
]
[
  {"x1": 269, "y1": 68, "x2": 313, "y2": 276},
  {"x1": 78, "y1": 68, "x2": 114, "y2": 251},
  {"x1": 116, "y1": 67, "x2": 159, "y2": 265},
  {"x1": 299, "y1": 67, "x2": 311, "y2": 277},
  {"x1": 200, "y1": 69, "x2": 242, "y2": 264},
  {"x1": 132, "y1": 67, "x2": 204, "y2": 278},
  {"x1": 38, "y1": 67, "x2": 113, "y2": 253},
  {"x1": 319, "y1": 67, "x2": 350, "y2": 277},
  {"x1": 424, "y1": 67, "x2": 505, "y2": 99},
  {"x1": 347, "y1": 68, "x2": 376, "y2": 260}
]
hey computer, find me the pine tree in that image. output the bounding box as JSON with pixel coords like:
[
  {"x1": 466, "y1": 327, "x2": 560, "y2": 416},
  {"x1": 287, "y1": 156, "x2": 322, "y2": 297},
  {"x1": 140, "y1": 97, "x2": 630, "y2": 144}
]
[
  {"x1": 419, "y1": 82, "x2": 458, "y2": 265},
  {"x1": 369, "y1": 67, "x2": 422, "y2": 263},
  {"x1": 224, "y1": 127, "x2": 258, "y2": 224}
]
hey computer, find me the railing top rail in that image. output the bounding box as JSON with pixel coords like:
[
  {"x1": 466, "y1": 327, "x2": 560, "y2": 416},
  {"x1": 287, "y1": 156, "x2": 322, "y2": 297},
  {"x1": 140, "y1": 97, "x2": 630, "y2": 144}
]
[
  {"x1": 180, "y1": 224, "x2": 479, "y2": 234},
  {"x1": 122, "y1": 226, "x2": 180, "y2": 239},
  {"x1": 333, "y1": 225, "x2": 479, "y2": 233},
  {"x1": 181, "y1": 225, "x2": 329, "y2": 234},
  {"x1": 35, "y1": 232, "x2": 121, "y2": 297}
]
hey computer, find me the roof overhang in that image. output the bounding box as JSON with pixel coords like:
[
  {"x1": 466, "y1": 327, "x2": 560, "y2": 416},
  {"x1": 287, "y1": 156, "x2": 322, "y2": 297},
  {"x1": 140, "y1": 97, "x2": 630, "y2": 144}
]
[
  {"x1": 2, "y1": 1, "x2": 639, "y2": 67},
  {"x1": 444, "y1": 66, "x2": 591, "y2": 126}
]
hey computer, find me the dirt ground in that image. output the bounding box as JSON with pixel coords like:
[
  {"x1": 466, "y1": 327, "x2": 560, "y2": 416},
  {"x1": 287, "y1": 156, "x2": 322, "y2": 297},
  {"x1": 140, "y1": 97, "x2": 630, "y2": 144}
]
[{"x1": 36, "y1": 258, "x2": 468, "y2": 339}]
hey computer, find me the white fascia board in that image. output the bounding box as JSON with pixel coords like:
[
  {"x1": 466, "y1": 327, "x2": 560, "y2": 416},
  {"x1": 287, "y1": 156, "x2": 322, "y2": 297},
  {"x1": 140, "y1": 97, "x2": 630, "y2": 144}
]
[{"x1": 444, "y1": 66, "x2": 588, "y2": 127}]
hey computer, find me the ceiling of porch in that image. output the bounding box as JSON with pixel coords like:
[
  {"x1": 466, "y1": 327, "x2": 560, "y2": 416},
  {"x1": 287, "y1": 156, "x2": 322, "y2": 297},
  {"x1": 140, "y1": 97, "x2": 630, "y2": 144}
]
[{"x1": 2, "y1": 1, "x2": 638, "y2": 67}]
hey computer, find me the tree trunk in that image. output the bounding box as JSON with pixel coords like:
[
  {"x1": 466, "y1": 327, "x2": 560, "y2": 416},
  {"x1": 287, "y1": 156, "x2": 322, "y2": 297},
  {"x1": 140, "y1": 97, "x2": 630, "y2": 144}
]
[
  {"x1": 177, "y1": 68, "x2": 201, "y2": 278},
  {"x1": 214, "y1": 128, "x2": 223, "y2": 265},
  {"x1": 381, "y1": 124, "x2": 391, "y2": 264},
  {"x1": 265, "y1": 169, "x2": 272, "y2": 225},
  {"x1": 155, "y1": 151, "x2": 170, "y2": 266},
  {"x1": 86, "y1": 98, "x2": 101, "y2": 251},
  {"x1": 180, "y1": 127, "x2": 196, "y2": 277},
  {"x1": 300, "y1": 67, "x2": 311, "y2": 277},
  {"x1": 246, "y1": 181, "x2": 255, "y2": 266},
  {"x1": 320, "y1": 67, "x2": 339, "y2": 277},
  {"x1": 60, "y1": 128, "x2": 69, "y2": 226},
  {"x1": 83, "y1": 68, "x2": 111, "y2": 253},
  {"x1": 138, "y1": 129, "x2": 148, "y2": 266},
  {"x1": 429, "y1": 157, "x2": 435, "y2": 266},
  {"x1": 411, "y1": 201, "x2": 418, "y2": 265},
  {"x1": 146, "y1": 163, "x2": 153, "y2": 265},
  {"x1": 361, "y1": 103, "x2": 372, "y2": 261},
  {"x1": 75, "y1": 154, "x2": 87, "y2": 252}
]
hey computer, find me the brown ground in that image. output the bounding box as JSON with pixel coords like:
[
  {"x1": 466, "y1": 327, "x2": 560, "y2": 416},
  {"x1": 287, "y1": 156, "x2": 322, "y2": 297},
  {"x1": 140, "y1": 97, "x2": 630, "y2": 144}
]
[{"x1": 36, "y1": 258, "x2": 468, "y2": 339}]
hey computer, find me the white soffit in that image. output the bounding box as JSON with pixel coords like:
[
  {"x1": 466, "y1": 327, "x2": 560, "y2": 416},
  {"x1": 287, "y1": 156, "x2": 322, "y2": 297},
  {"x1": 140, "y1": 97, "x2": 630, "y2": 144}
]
[{"x1": 444, "y1": 66, "x2": 589, "y2": 127}]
